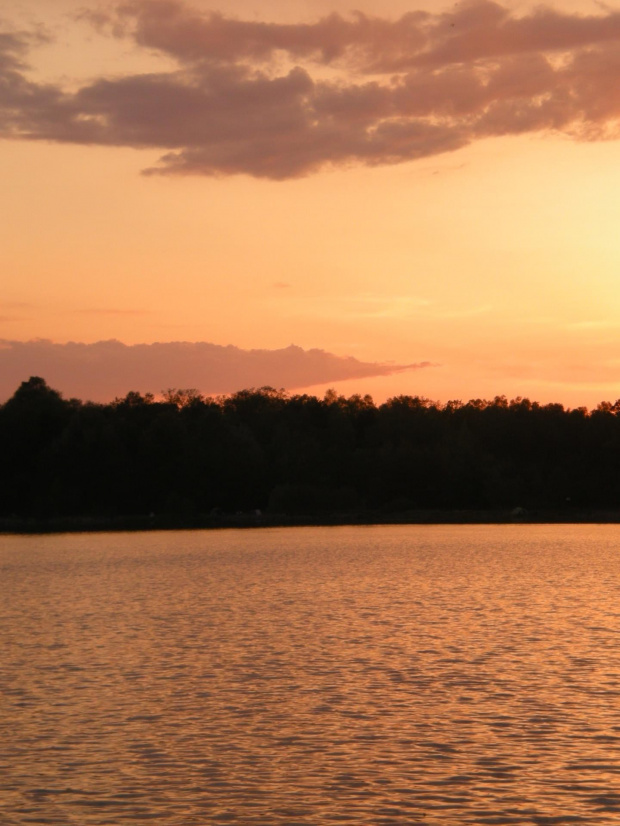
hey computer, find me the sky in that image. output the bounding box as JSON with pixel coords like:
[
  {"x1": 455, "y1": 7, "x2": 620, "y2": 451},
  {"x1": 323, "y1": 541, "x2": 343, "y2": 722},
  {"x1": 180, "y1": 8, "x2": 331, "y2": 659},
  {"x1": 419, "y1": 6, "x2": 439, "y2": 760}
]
[{"x1": 3, "y1": 0, "x2": 620, "y2": 406}]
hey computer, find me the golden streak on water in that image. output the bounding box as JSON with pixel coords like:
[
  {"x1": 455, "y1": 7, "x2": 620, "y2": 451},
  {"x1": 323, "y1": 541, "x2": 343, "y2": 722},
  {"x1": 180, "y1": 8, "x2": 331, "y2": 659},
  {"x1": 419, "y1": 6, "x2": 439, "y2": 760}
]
[{"x1": 2, "y1": 525, "x2": 620, "y2": 824}]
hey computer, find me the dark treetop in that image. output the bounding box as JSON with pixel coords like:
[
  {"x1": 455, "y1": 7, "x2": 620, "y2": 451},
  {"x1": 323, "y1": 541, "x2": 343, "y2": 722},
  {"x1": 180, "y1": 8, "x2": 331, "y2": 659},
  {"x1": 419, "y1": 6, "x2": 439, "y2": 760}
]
[{"x1": 2, "y1": 376, "x2": 620, "y2": 527}]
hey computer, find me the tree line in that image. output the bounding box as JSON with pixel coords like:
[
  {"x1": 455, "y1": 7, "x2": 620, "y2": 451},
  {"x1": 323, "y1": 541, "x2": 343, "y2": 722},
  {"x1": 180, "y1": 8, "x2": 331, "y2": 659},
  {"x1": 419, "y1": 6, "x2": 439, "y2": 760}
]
[{"x1": 2, "y1": 376, "x2": 620, "y2": 521}]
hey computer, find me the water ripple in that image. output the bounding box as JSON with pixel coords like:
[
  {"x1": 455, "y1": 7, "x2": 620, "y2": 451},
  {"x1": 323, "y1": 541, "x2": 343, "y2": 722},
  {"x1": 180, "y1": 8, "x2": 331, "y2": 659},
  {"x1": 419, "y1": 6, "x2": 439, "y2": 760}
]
[{"x1": 2, "y1": 524, "x2": 620, "y2": 824}]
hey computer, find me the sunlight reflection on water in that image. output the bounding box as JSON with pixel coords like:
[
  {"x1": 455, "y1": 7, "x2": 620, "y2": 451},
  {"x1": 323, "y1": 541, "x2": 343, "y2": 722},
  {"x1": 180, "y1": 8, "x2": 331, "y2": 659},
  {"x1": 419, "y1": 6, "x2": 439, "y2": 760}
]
[{"x1": 2, "y1": 524, "x2": 620, "y2": 824}]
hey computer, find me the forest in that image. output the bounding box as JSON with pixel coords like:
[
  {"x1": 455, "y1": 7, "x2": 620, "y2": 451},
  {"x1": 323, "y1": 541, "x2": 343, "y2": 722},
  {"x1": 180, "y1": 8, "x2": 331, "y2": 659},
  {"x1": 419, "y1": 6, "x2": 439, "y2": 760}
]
[{"x1": 2, "y1": 376, "x2": 620, "y2": 526}]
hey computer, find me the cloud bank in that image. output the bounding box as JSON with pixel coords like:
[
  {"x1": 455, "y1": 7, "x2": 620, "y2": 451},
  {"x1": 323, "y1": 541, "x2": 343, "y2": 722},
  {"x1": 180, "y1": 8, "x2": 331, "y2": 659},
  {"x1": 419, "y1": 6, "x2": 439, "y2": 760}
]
[
  {"x1": 0, "y1": 339, "x2": 429, "y2": 402},
  {"x1": 4, "y1": 1, "x2": 620, "y2": 178}
]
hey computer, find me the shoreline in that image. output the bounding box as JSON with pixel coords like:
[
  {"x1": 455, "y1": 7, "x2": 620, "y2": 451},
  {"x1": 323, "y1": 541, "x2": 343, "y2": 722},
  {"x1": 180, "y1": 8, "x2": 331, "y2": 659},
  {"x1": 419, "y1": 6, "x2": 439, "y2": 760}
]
[{"x1": 3, "y1": 509, "x2": 620, "y2": 534}]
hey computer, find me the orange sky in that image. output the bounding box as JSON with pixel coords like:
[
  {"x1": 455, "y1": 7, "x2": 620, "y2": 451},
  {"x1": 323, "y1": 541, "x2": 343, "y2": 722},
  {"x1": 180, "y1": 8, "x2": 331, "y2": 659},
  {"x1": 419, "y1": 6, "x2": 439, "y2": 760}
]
[{"x1": 3, "y1": 0, "x2": 620, "y2": 406}]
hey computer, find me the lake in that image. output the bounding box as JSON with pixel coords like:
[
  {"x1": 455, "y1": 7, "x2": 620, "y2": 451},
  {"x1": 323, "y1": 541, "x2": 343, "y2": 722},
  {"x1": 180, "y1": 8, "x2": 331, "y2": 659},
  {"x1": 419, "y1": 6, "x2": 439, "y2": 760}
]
[{"x1": 2, "y1": 524, "x2": 620, "y2": 824}]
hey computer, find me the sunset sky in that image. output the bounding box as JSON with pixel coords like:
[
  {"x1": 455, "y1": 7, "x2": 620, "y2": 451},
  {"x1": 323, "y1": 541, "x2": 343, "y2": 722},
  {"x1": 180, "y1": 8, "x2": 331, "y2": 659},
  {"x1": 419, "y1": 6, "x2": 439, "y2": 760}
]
[{"x1": 3, "y1": 0, "x2": 620, "y2": 405}]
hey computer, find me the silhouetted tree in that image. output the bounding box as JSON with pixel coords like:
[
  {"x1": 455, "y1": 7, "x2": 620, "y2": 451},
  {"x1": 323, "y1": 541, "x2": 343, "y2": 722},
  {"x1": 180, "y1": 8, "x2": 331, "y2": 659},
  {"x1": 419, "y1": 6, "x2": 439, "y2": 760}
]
[{"x1": 4, "y1": 377, "x2": 620, "y2": 520}]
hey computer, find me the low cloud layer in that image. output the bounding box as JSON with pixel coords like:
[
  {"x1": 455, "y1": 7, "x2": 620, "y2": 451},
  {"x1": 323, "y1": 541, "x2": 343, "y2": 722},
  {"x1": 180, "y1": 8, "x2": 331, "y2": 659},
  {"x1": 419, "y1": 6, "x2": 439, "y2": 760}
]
[
  {"x1": 4, "y1": 1, "x2": 620, "y2": 177},
  {"x1": 0, "y1": 339, "x2": 429, "y2": 402}
]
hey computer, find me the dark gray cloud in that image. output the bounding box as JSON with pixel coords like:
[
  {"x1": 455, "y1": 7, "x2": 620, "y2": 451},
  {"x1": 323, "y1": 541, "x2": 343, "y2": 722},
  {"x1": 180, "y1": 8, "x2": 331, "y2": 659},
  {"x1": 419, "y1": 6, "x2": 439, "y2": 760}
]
[
  {"x1": 0, "y1": 339, "x2": 430, "y2": 402},
  {"x1": 4, "y1": 1, "x2": 620, "y2": 178},
  {"x1": 102, "y1": 1, "x2": 430, "y2": 68}
]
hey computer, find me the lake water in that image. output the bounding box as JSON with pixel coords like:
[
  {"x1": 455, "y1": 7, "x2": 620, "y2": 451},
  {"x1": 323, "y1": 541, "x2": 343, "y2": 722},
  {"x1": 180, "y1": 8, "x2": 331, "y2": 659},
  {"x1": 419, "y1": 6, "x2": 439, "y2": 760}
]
[{"x1": 2, "y1": 524, "x2": 620, "y2": 825}]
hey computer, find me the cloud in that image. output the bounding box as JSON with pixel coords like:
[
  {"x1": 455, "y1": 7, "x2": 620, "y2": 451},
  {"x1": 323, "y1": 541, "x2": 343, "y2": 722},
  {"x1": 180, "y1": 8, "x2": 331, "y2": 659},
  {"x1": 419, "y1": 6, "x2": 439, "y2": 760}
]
[
  {"x1": 86, "y1": 2, "x2": 430, "y2": 68},
  {"x1": 5, "y1": 1, "x2": 620, "y2": 178},
  {"x1": 282, "y1": 292, "x2": 433, "y2": 321},
  {"x1": 0, "y1": 339, "x2": 431, "y2": 402},
  {"x1": 75, "y1": 307, "x2": 150, "y2": 316}
]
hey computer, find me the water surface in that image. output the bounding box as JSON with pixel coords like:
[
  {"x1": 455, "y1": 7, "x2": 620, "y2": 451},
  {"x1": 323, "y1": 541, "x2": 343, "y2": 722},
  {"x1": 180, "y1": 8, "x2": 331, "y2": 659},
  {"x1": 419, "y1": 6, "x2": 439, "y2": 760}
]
[{"x1": 2, "y1": 524, "x2": 620, "y2": 824}]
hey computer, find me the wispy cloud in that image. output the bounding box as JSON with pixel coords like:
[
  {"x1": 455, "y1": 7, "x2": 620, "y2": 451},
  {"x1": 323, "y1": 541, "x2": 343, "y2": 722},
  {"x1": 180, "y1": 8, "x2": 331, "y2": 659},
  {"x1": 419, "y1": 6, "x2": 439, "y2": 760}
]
[
  {"x1": 278, "y1": 292, "x2": 433, "y2": 320},
  {"x1": 0, "y1": 338, "x2": 432, "y2": 401},
  {"x1": 431, "y1": 304, "x2": 493, "y2": 320},
  {"x1": 0, "y1": 301, "x2": 34, "y2": 324},
  {"x1": 75, "y1": 307, "x2": 150, "y2": 316},
  {"x1": 0, "y1": 301, "x2": 35, "y2": 309},
  {"x1": 565, "y1": 319, "x2": 616, "y2": 330},
  {"x1": 5, "y1": 1, "x2": 620, "y2": 178}
]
